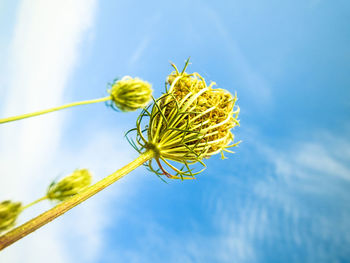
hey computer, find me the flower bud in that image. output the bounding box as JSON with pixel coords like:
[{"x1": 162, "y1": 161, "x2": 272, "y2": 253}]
[
  {"x1": 0, "y1": 200, "x2": 22, "y2": 233},
  {"x1": 132, "y1": 60, "x2": 240, "y2": 179},
  {"x1": 47, "y1": 169, "x2": 92, "y2": 201},
  {"x1": 109, "y1": 76, "x2": 153, "y2": 112}
]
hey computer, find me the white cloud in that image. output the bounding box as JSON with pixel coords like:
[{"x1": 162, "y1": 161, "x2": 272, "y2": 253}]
[{"x1": 0, "y1": 0, "x2": 97, "y2": 262}]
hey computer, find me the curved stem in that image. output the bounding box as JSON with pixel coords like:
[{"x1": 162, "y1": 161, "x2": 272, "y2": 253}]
[
  {"x1": 21, "y1": 196, "x2": 48, "y2": 211},
  {"x1": 0, "y1": 150, "x2": 154, "y2": 250},
  {"x1": 0, "y1": 96, "x2": 112, "y2": 124}
]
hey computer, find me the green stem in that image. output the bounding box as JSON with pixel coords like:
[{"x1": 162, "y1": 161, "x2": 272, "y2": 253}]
[
  {"x1": 0, "y1": 96, "x2": 112, "y2": 124},
  {"x1": 0, "y1": 150, "x2": 154, "y2": 250},
  {"x1": 21, "y1": 196, "x2": 48, "y2": 211}
]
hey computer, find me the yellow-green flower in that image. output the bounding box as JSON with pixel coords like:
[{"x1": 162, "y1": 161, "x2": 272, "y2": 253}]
[
  {"x1": 47, "y1": 169, "x2": 92, "y2": 201},
  {"x1": 0, "y1": 201, "x2": 22, "y2": 233},
  {"x1": 129, "y1": 59, "x2": 240, "y2": 180},
  {"x1": 109, "y1": 76, "x2": 153, "y2": 112}
]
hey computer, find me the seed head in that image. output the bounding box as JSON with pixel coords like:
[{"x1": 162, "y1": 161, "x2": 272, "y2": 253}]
[
  {"x1": 0, "y1": 200, "x2": 22, "y2": 233},
  {"x1": 128, "y1": 59, "x2": 240, "y2": 180},
  {"x1": 47, "y1": 169, "x2": 92, "y2": 201},
  {"x1": 109, "y1": 76, "x2": 153, "y2": 112}
]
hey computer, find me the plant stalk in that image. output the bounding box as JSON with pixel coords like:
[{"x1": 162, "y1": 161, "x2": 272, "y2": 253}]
[
  {"x1": 21, "y1": 196, "x2": 48, "y2": 211},
  {"x1": 0, "y1": 96, "x2": 112, "y2": 124},
  {"x1": 0, "y1": 150, "x2": 154, "y2": 250}
]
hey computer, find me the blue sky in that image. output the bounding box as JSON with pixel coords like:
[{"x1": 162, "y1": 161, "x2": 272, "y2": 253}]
[{"x1": 0, "y1": 0, "x2": 350, "y2": 262}]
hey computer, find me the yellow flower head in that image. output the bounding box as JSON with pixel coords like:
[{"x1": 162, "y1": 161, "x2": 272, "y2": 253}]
[
  {"x1": 108, "y1": 76, "x2": 153, "y2": 112},
  {"x1": 128, "y1": 59, "x2": 240, "y2": 180},
  {"x1": 47, "y1": 169, "x2": 92, "y2": 201},
  {"x1": 0, "y1": 200, "x2": 22, "y2": 233}
]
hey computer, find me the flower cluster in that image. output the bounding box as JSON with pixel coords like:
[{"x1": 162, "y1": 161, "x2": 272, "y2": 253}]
[{"x1": 128, "y1": 59, "x2": 240, "y2": 180}]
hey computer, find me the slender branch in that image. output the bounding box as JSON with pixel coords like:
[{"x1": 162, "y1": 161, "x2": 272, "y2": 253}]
[
  {"x1": 0, "y1": 150, "x2": 154, "y2": 250},
  {"x1": 21, "y1": 196, "x2": 48, "y2": 211},
  {"x1": 0, "y1": 96, "x2": 112, "y2": 124}
]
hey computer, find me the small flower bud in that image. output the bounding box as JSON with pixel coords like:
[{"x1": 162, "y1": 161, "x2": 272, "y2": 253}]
[
  {"x1": 0, "y1": 200, "x2": 22, "y2": 233},
  {"x1": 47, "y1": 169, "x2": 92, "y2": 201},
  {"x1": 109, "y1": 76, "x2": 153, "y2": 112}
]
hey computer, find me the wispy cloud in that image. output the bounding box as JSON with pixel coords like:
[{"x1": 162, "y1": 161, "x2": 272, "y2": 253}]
[
  {"x1": 251, "y1": 132, "x2": 350, "y2": 262},
  {"x1": 127, "y1": 13, "x2": 161, "y2": 68},
  {"x1": 129, "y1": 36, "x2": 151, "y2": 67},
  {"x1": 0, "y1": 0, "x2": 97, "y2": 262}
]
